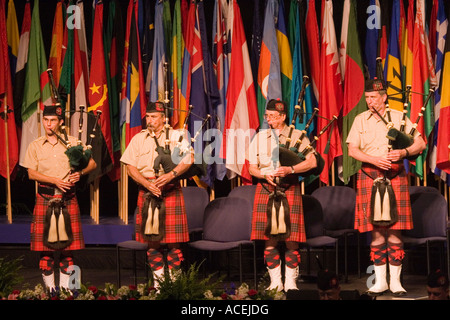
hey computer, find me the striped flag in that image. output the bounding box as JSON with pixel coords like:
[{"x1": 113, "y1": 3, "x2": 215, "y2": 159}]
[
  {"x1": 148, "y1": 0, "x2": 166, "y2": 103},
  {"x1": 305, "y1": 0, "x2": 320, "y2": 104},
  {"x1": 317, "y1": 0, "x2": 343, "y2": 185},
  {"x1": 19, "y1": 0, "x2": 52, "y2": 166},
  {"x1": 222, "y1": 0, "x2": 259, "y2": 184},
  {"x1": 365, "y1": 0, "x2": 380, "y2": 78},
  {"x1": 401, "y1": 0, "x2": 414, "y2": 90},
  {"x1": 170, "y1": 0, "x2": 184, "y2": 129},
  {"x1": 257, "y1": 0, "x2": 282, "y2": 128},
  {"x1": 276, "y1": 0, "x2": 292, "y2": 107},
  {"x1": 6, "y1": 0, "x2": 18, "y2": 84},
  {"x1": 48, "y1": 0, "x2": 64, "y2": 87}
]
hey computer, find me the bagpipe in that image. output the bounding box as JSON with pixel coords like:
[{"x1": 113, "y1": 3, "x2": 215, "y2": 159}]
[
  {"x1": 151, "y1": 62, "x2": 210, "y2": 182},
  {"x1": 277, "y1": 76, "x2": 337, "y2": 180},
  {"x1": 46, "y1": 68, "x2": 100, "y2": 173},
  {"x1": 373, "y1": 57, "x2": 435, "y2": 161}
]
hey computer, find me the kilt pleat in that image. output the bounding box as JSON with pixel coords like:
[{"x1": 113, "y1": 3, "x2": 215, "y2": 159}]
[
  {"x1": 251, "y1": 183, "x2": 306, "y2": 243},
  {"x1": 31, "y1": 193, "x2": 85, "y2": 252},
  {"x1": 135, "y1": 186, "x2": 189, "y2": 244},
  {"x1": 355, "y1": 163, "x2": 413, "y2": 233}
]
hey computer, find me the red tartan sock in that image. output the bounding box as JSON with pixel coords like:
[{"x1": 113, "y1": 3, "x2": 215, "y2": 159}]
[
  {"x1": 59, "y1": 255, "x2": 74, "y2": 275},
  {"x1": 167, "y1": 248, "x2": 184, "y2": 270},
  {"x1": 388, "y1": 242, "x2": 405, "y2": 266},
  {"x1": 370, "y1": 243, "x2": 387, "y2": 266},
  {"x1": 285, "y1": 249, "x2": 300, "y2": 269},
  {"x1": 39, "y1": 255, "x2": 55, "y2": 276},
  {"x1": 147, "y1": 249, "x2": 164, "y2": 271},
  {"x1": 264, "y1": 248, "x2": 281, "y2": 269}
]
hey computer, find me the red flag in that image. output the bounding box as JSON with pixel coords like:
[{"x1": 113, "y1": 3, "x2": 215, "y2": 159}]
[
  {"x1": 222, "y1": 0, "x2": 259, "y2": 184},
  {"x1": 306, "y1": 0, "x2": 321, "y2": 102},
  {"x1": 317, "y1": 0, "x2": 343, "y2": 185},
  {"x1": 88, "y1": 2, "x2": 113, "y2": 178},
  {"x1": 0, "y1": 0, "x2": 19, "y2": 178}
]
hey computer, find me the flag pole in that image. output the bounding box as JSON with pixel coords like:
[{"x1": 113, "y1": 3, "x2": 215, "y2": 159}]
[{"x1": 3, "y1": 94, "x2": 12, "y2": 224}]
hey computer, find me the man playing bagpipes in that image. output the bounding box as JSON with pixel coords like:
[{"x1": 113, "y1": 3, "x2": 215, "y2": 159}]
[
  {"x1": 120, "y1": 101, "x2": 194, "y2": 290},
  {"x1": 22, "y1": 104, "x2": 97, "y2": 291},
  {"x1": 346, "y1": 78, "x2": 426, "y2": 296},
  {"x1": 247, "y1": 99, "x2": 318, "y2": 292}
]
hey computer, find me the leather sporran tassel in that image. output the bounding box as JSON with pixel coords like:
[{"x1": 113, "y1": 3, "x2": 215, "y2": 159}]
[
  {"x1": 58, "y1": 207, "x2": 69, "y2": 241},
  {"x1": 151, "y1": 206, "x2": 160, "y2": 235},
  {"x1": 373, "y1": 185, "x2": 382, "y2": 222},
  {"x1": 48, "y1": 208, "x2": 58, "y2": 243},
  {"x1": 381, "y1": 189, "x2": 391, "y2": 221},
  {"x1": 144, "y1": 204, "x2": 153, "y2": 235},
  {"x1": 270, "y1": 202, "x2": 278, "y2": 235},
  {"x1": 278, "y1": 202, "x2": 286, "y2": 234}
]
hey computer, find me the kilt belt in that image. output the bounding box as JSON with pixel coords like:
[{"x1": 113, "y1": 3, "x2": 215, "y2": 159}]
[{"x1": 361, "y1": 168, "x2": 399, "y2": 227}]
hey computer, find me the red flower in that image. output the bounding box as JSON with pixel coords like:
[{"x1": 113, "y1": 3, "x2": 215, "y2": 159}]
[
  {"x1": 97, "y1": 296, "x2": 107, "y2": 300},
  {"x1": 221, "y1": 293, "x2": 228, "y2": 300},
  {"x1": 65, "y1": 296, "x2": 74, "y2": 300},
  {"x1": 88, "y1": 286, "x2": 98, "y2": 294},
  {"x1": 128, "y1": 285, "x2": 137, "y2": 291},
  {"x1": 248, "y1": 289, "x2": 258, "y2": 297}
]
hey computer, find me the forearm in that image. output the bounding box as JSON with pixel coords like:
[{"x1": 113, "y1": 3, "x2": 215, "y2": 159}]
[
  {"x1": 126, "y1": 165, "x2": 150, "y2": 188},
  {"x1": 81, "y1": 158, "x2": 97, "y2": 176},
  {"x1": 27, "y1": 168, "x2": 57, "y2": 186}
]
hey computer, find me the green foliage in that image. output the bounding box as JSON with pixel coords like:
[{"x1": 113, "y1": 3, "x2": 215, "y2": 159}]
[{"x1": 0, "y1": 256, "x2": 24, "y2": 297}]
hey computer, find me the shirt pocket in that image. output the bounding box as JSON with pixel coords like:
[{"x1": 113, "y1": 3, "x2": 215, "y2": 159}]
[{"x1": 360, "y1": 128, "x2": 376, "y2": 149}]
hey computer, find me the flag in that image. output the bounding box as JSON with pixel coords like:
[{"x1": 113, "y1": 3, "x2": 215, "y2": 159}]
[
  {"x1": 212, "y1": 0, "x2": 229, "y2": 181},
  {"x1": 401, "y1": 0, "x2": 414, "y2": 89},
  {"x1": 104, "y1": 0, "x2": 123, "y2": 182},
  {"x1": 142, "y1": 0, "x2": 154, "y2": 90},
  {"x1": 222, "y1": 0, "x2": 259, "y2": 184},
  {"x1": 13, "y1": 0, "x2": 30, "y2": 128},
  {"x1": 6, "y1": 0, "x2": 18, "y2": 84},
  {"x1": 170, "y1": 0, "x2": 184, "y2": 129},
  {"x1": 410, "y1": 0, "x2": 437, "y2": 180},
  {"x1": 148, "y1": 0, "x2": 166, "y2": 103},
  {"x1": 250, "y1": 0, "x2": 263, "y2": 99},
  {"x1": 19, "y1": 0, "x2": 52, "y2": 166},
  {"x1": 305, "y1": 0, "x2": 320, "y2": 103},
  {"x1": 383, "y1": 0, "x2": 403, "y2": 111},
  {"x1": 317, "y1": 0, "x2": 343, "y2": 185},
  {"x1": 257, "y1": 0, "x2": 282, "y2": 128},
  {"x1": 48, "y1": 0, "x2": 64, "y2": 87},
  {"x1": 0, "y1": 0, "x2": 18, "y2": 179},
  {"x1": 365, "y1": 0, "x2": 380, "y2": 78},
  {"x1": 276, "y1": 0, "x2": 292, "y2": 107},
  {"x1": 341, "y1": 0, "x2": 366, "y2": 184},
  {"x1": 378, "y1": 0, "x2": 389, "y2": 68},
  {"x1": 429, "y1": 0, "x2": 449, "y2": 182},
  {"x1": 435, "y1": 2, "x2": 450, "y2": 175},
  {"x1": 120, "y1": 0, "x2": 147, "y2": 151},
  {"x1": 87, "y1": 2, "x2": 113, "y2": 180}
]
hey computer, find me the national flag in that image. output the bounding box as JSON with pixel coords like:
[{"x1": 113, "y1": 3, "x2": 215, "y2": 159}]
[
  {"x1": 148, "y1": 0, "x2": 166, "y2": 103},
  {"x1": 435, "y1": 2, "x2": 450, "y2": 175},
  {"x1": 13, "y1": 0, "x2": 30, "y2": 128},
  {"x1": 212, "y1": 0, "x2": 229, "y2": 181},
  {"x1": 6, "y1": 0, "x2": 18, "y2": 84},
  {"x1": 48, "y1": 0, "x2": 64, "y2": 87},
  {"x1": 250, "y1": 0, "x2": 263, "y2": 99},
  {"x1": 0, "y1": 0, "x2": 18, "y2": 179},
  {"x1": 429, "y1": 0, "x2": 449, "y2": 182},
  {"x1": 383, "y1": 0, "x2": 403, "y2": 111},
  {"x1": 365, "y1": 0, "x2": 380, "y2": 78},
  {"x1": 410, "y1": 0, "x2": 437, "y2": 180},
  {"x1": 305, "y1": 0, "x2": 320, "y2": 103},
  {"x1": 87, "y1": 2, "x2": 113, "y2": 180},
  {"x1": 378, "y1": 0, "x2": 389, "y2": 68},
  {"x1": 19, "y1": 0, "x2": 52, "y2": 166},
  {"x1": 401, "y1": 0, "x2": 414, "y2": 89},
  {"x1": 317, "y1": 0, "x2": 343, "y2": 185},
  {"x1": 142, "y1": 0, "x2": 154, "y2": 89},
  {"x1": 276, "y1": 0, "x2": 292, "y2": 107},
  {"x1": 76, "y1": 0, "x2": 90, "y2": 90},
  {"x1": 341, "y1": 0, "x2": 366, "y2": 184},
  {"x1": 257, "y1": 0, "x2": 282, "y2": 128},
  {"x1": 222, "y1": 0, "x2": 259, "y2": 184},
  {"x1": 170, "y1": 0, "x2": 184, "y2": 129},
  {"x1": 120, "y1": 0, "x2": 147, "y2": 151}
]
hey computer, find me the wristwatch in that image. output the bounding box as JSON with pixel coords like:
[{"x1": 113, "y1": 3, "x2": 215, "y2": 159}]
[
  {"x1": 290, "y1": 166, "x2": 295, "y2": 174},
  {"x1": 172, "y1": 170, "x2": 178, "y2": 177}
]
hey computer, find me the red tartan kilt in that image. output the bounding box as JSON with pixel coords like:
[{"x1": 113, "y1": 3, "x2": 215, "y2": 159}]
[
  {"x1": 251, "y1": 183, "x2": 306, "y2": 243},
  {"x1": 135, "y1": 186, "x2": 189, "y2": 244},
  {"x1": 31, "y1": 193, "x2": 85, "y2": 251},
  {"x1": 355, "y1": 163, "x2": 413, "y2": 233}
]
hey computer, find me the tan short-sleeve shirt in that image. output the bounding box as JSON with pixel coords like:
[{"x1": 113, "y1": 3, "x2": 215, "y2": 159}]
[
  {"x1": 120, "y1": 128, "x2": 191, "y2": 178},
  {"x1": 346, "y1": 109, "x2": 420, "y2": 157},
  {"x1": 247, "y1": 125, "x2": 312, "y2": 174},
  {"x1": 22, "y1": 135, "x2": 79, "y2": 180}
]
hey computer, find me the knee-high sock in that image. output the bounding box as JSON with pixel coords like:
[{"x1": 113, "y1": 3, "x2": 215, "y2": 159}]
[
  {"x1": 388, "y1": 242, "x2": 405, "y2": 266},
  {"x1": 147, "y1": 249, "x2": 164, "y2": 271},
  {"x1": 285, "y1": 249, "x2": 300, "y2": 269},
  {"x1": 370, "y1": 243, "x2": 387, "y2": 266},
  {"x1": 39, "y1": 254, "x2": 55, "y2": 276},
  {"x1": 59, "y1": 254, "x2": 74, "y2": 275},
  {"x1": 264, "y1": 247, "x2": 281, "y2": 269},
  {"x1": 167, "y1": 248, "x2": 183, "y2": 271}
]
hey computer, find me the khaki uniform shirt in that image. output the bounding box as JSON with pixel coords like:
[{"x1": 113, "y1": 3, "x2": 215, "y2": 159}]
[
  {"x1": 23, "y1": 135, "x2": 78, "y2": 180},
  {"x1": 120, "y1": 128, "x2": 191, "y2": 178},
  {"x1": 247, "y1": 125, "x2": 313, "y2": 174},
  {"x1": 346, "y1": 109, "x2": 420, "y2": 157}
]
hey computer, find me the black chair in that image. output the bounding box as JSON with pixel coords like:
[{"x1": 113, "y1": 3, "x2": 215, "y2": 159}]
[
  {"x1": 188, "y1": 197, "x2": 257, "y2": 288},
  {"x1": 116, "y1": 208, "x2": 148, "y2": 287},
  {"x1": 301, "y1": 195, "x2": 339, "y2": 276},
  {"x1": 311, "y1": 186, "x2": 360, "y2": 282},
  {"x1": 402, "y1": 187, "x2": 448, "y2": 275},
  {"x1": 227, "y1": 184, "x2": 257, "y2": 202},
  {"x1": 182, "y1": 186, "x2": 210, "y2": 238}
]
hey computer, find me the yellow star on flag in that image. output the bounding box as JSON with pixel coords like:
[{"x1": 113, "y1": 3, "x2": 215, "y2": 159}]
[{"x1": 90, "y1": 83, "x2": 101, "y2": 95}]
